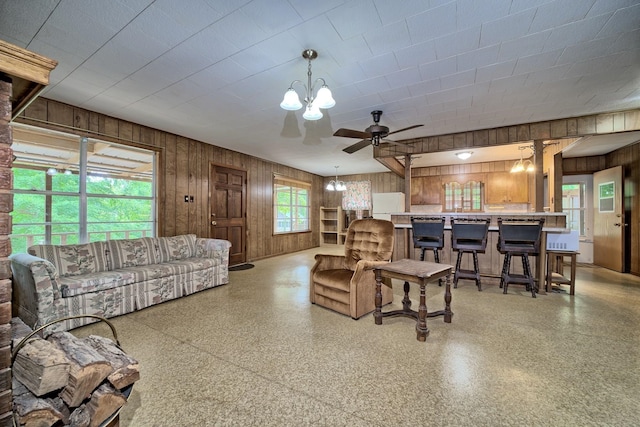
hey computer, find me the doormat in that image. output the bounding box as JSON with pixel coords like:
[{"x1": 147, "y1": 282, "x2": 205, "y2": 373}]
[{"x1": 229, "y1": 263, "x2": 255, "y2": 271}]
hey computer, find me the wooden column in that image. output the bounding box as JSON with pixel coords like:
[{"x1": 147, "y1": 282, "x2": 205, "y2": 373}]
[
  {"x1": 553, "y1": 152, "x2": 563, "y2": 212},
  {"x1": 404, "y1": 154, "x2": 411, "y2": 212},
  {"x1": 533, "y1": 140, "x2": 544, "y2": 212}
]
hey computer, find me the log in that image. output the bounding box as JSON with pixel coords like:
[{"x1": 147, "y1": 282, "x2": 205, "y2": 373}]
[
  {"x1": 48, "y1": 332, "x2": 112, "y2": 408},
  {"x1": 13, "y1": 338, "x2": 70, "y2": 396},
  {"x1": 83, "y1": 335, "x2": 140, "y2": 390},
  {"x1": 68, "y1": 403, "x2": 90, "y2": 427},
  {"x1": 85, "y1": 383, "x2": 126, "y2": 427},
  {"x1": 10, "y1": 317, "x2": 34, "y2": 348},
  {"x1": 12, "y1": 378, "x2": 63, "y2": 427}
]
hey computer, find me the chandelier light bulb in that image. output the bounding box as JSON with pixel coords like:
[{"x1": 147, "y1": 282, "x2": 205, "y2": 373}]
[
  {"x1": 280, "y1": 88, "x2": 302, "y2": 110},
  {"x1": 303, "y1": 104, "x2": 323, "y2": 121},
  {"x1": 315, "y1": 86, "x2": 335, "y2": 109}
]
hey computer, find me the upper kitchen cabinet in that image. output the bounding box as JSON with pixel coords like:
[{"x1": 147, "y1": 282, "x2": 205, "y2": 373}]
[
  {"x1": 485, "y1": 171, "x2": 530, "y2": 204},
  {"x1": 411, "y1": 176, "x2": 441, "y2": 205}
]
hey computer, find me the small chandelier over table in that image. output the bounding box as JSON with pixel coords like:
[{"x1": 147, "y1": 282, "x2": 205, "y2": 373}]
[
  {"x1": 326, "y1": 166, "x2": 346, "y2": 191},
  {"x1": 280, "y1": 49, "x2": 335, "y2": 121},
  {"x1": 510, "y1": 146, "x2": 535, "y2": 173}
]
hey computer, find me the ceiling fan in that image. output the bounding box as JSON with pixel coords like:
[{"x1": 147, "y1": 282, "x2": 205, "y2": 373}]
[{"x1": 334, "y1": 110, "x2": 424, "y2": 154}]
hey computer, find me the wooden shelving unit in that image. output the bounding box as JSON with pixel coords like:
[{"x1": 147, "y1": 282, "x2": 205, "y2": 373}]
[{"x1": 320, "y1": 206, "x2": 346, "y2": 245}]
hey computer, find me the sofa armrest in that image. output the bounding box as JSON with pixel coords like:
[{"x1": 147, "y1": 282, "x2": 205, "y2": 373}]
[
  {"x1": 9, "y1": 253, "x2": 61, "y2": 329},
  {"x1": 195, "y1": 238, "x2": 231, "y2": 264}
]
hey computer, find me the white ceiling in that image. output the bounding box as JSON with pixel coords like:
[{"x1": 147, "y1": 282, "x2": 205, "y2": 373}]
[{"x1": 1, "y1": 0, "x2": 639, "y2": 177}]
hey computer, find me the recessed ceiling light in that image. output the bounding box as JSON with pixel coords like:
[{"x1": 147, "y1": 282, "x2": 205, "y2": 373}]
[{"x1": 456, "y1": 151, "x2": 472, "y2": 160}]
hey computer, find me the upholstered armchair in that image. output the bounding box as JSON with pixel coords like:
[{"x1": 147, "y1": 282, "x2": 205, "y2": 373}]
[{"x1": 310, "y1": 218, "x2": 395, "y2": 319}]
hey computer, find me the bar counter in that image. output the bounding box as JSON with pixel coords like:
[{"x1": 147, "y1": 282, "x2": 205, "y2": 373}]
[{"x1": 390, "y1": 212, "x2": 568, "y2": 295}]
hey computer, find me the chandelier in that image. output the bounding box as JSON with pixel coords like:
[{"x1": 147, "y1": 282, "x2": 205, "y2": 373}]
[
  {"x1": 280, "y1": 49, "x2": 335, "y2": 121},
  {"x1": 326, "y1": 166, "x2": 346, "y2": 191},
  {"x1": 510, "y1": 146, "x2": 535, "y2": 173}
]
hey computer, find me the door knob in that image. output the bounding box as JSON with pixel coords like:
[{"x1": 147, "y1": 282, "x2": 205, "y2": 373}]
[{"x1": 211, "y1": 221, "x2": 217, "y2": 226}]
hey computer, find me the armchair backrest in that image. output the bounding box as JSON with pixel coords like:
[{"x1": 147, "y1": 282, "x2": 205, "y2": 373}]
[{"x1": 343, "y1": 218, "x2": 395, "y2": 271}]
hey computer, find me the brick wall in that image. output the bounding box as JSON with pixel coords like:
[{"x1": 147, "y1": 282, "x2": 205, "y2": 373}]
[{"x1": 0, "y1": 76, "x2": 14, "y2": 426}]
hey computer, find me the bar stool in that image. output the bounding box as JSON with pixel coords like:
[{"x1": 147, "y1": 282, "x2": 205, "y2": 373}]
[
  {"x1": 411, "y1": 217, "x2": 446, "y2": 286},
  {"x1": 450, "y1": 217, "x2": 490, "y2": 290},
  {"x1": 497, "y1": 218, "x2": 544, "y2": 298},
  {"x1": 411, "y1": 216, "x2": 445, "y2": 262}
]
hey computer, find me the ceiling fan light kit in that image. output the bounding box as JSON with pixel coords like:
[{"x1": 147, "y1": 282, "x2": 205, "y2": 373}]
[{"x1": 280, "y1": 49, "x2": 335, "y2": 121}]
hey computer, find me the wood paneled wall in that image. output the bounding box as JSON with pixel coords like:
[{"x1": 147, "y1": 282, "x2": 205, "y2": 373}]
[{"x1": 15, "y1": 98, "x2": 324, "y2": 261}]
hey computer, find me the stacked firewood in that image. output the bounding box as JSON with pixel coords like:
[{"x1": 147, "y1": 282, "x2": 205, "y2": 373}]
[{"x1": 11, "y1": 318, "x2": 140, "y2": 427}]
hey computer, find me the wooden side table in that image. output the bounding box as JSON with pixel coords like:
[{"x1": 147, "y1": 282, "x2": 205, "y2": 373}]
[
  {"x1": 374, "y1": 259, "x2": 453, "y2": 342},
  {"x1": 546, "y1": 250, "x2": 578, "y2": 295}
]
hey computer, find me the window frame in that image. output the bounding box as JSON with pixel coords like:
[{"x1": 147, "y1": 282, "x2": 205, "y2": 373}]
[
  {"x1": 10, "y1": 126, "x2": 157, "y2": 254},
  {"x1": 443, "y1": 180, "x2": 484, "y2": 212},
  {"x1": 562, "y1": 181, "x2": 587, "y2": 237},
  {"x1": 273, "y1": 175, "x2": 311, "y2": 235}
]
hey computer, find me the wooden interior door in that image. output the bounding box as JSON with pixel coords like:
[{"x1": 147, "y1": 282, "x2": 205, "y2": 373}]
[
  {"x1": 210, "y1": 165, "x2": 246, "y2": 266},
  {"x1": 593, "y1": 166, "x2": 624, "y2": 272}
]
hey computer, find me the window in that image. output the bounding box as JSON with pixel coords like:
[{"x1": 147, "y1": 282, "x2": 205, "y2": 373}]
[
  {"x1": 10, "y1": 125, "x2": 156, "y2": 254},
  {"x1": 562, "y1": 183, "x2": 586, "y2": 236},
  {"x1": 444, "y1": 181, "x2": 483, "y2": 212},
  {"x1": 273, "y1": 175, "x2": 310, "y2": 234}
]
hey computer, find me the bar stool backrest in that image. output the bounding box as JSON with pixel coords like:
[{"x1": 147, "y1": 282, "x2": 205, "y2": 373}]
[
  {"x1": 451, "y1": 218, "x2": 490, "y2": 251},
  {"x1": 497, "y1": 218, "x2": 545, "y2": 254},
  {"x1": 411, "y1": 217, "x2": 445, "y2": 249}
]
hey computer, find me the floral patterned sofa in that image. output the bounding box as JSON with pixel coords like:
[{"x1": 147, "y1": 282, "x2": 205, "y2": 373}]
[{"x1": 10, "y1": 234, "x2": 231, "y2": 333}]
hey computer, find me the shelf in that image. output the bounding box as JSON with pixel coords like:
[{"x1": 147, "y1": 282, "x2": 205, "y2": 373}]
[{"x1": 320, "y1": 206, "x2": 345, "y2": 245}]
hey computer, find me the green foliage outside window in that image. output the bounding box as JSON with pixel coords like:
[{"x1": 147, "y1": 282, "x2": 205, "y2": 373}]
[
  {"x1": 11, "y1": 148, "x2": 155, "y2": 254},
  {"x1": 274, "y1": 182, "x2": 310, "y2": 234}
]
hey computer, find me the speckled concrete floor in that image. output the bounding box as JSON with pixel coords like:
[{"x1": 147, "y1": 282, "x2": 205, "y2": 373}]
[{"x1": 74, "y1": 247, "x2": 640, "y2": 427}]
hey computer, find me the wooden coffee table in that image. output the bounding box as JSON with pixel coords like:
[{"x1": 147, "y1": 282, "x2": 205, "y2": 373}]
[{"x1": 374, "y1": 259, "x2": 453, "y2": 341}]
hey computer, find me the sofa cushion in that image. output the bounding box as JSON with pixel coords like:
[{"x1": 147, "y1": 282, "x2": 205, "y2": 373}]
[
  {"x1": 59, "y1": 270, "x2": 137, "y2": 297},
  {"x1": 156, "y1": 234, "x2": 197, "y2": 262},
  {"x1": 28, "y1": 242, "x2": 109, "y2": 277},
  {"x1": 107, "y1": 237, "x2": 158, "y2": 270}
]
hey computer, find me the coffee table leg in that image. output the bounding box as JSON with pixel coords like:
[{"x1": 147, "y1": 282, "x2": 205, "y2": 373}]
[
  {"x1": 374, "y1": 269, "x2": 382, "y2": 325},
  {"x1": 444, "y1": 271, "x2": 453, "y2": 323},
  {"x1": 416, "y1": 282, "x2": 429, "y2": 341}
]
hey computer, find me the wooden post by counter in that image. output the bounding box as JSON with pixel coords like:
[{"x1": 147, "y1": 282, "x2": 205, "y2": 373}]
[{"x1": 533, "y1": 140, "x2": 544, "y2": 212}]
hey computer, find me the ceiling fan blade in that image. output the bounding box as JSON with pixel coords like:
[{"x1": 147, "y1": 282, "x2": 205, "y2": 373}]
[
  {"x1": 333, "y1": 128, "x2": 371, "y2": 139},
  {"x1": 343, "y1": 139, "x2": 372, "y2": 154},
  {"x1": 387, "y1": 124, "x2": 424, "y2": 136}
]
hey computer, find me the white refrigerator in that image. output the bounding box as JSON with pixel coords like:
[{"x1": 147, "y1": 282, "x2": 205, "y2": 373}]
[{"x1": 371, "y1": 192, "x2": 405, "y2": 221}]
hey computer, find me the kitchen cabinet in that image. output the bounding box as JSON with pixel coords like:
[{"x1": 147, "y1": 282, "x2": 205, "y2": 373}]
[
  {"x1": 411, "y1": 176, "x2": 441, "y2": 205},
  {"x1": 485, "y1": 172, "x2": 529, "y2": 204}
]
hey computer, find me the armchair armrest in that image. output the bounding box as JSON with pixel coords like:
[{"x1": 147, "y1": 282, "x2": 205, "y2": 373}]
[{"x1": 311, "y1": 254, "x2": 346, "y2": 272}]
